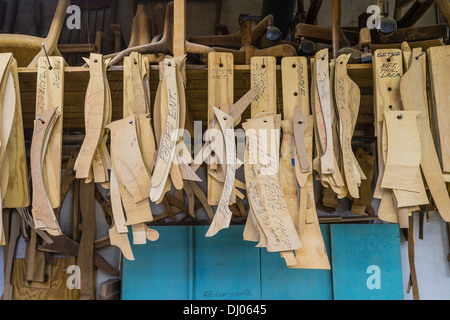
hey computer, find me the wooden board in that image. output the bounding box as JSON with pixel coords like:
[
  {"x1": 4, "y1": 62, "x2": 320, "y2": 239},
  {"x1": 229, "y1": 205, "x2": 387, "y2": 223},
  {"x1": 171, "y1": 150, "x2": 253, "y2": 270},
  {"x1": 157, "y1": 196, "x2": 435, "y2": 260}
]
[
  {"x1": 427, "y1": 46, "x2": 450, "y2": 173},
  {"x1": 1, "y1": 57, "x2": 29, "y2": 208},
  {"x1": 372, "y1": 49, "x2": 403, "y2": 199},
  {"x1": 381, "y1": 111, "x2": 422, "y2": 192},
  {"x1": 207, "y1": 52, "x2": 233, "y2": 206},
  {"x1": 35, "y1": 56, "x2": 64, "y2": 208},
  {"x1": 11, "y1": 258, "x2": 79, "y2": 300},
  {"x1": 250, "y1": 57, "x2": 277, "y2": 118},
  {"x1": 150, "y1": 58, "x2": 180, "y2": 202},
  {"x1": 205, "y1": 107, "x2": 235, "y2": 237},
  {"x1": 74, "y1": 54, "x2": 106, "y2": 180}
]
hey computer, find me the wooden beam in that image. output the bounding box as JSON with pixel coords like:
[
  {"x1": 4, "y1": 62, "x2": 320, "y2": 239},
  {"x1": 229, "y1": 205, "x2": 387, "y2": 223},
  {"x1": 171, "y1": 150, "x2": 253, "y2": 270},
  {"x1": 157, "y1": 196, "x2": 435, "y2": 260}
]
[
  {"x1": 331, "y1": 0, "x2": 341, "y2": 59},
  {"x1": 305, "y1": 0, "x2": 323, "y2": 24},
  {"x1": 397, "y1": 0, "x2": 435, "y2": 28}
]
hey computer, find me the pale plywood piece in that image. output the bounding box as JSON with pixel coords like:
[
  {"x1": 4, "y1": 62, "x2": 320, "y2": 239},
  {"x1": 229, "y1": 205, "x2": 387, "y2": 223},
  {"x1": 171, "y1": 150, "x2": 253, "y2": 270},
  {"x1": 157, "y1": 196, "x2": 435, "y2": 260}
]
[
  {"x1": 281, "y1": 56, "x2": 310, "y2": 119},
  {"x1": 279, "y1": 120, "x2": 300, "y2": 222},
  {"x1": 207, "y1": 52, "x2": 234, "y2": 206},
  {"x1": 168, "y1": 56, "x2": 187, "y2": 191},
  {"x1": 150, "y1": 58, "x2": 180, "y2": 201},
  {"x1": 1, "y1": 57, "x2": 30, "y2": 208},
  {"x1": 74, "y1": 54, "x2": 106, "y2": 180},
  {"x1": 107, "y1": 116, "x2": 151, "y2": 204},
  {"x1": 250, "y1": 56, "x2": 277, "y2": 118},
  {"x1": 243, "y1": 116, "x2": 302, "y2": 252},
  {"x1": 292, "y1": 160, "x2": 331, "y2": 270},
  {"x1": 401, "y1": 47, "x2": 450, "y2": 222},
  {"x1": 145, "y1": 226, "x2": 159, "y2": 242},
  {"x1": 205, "y1": 107, "x2": 236, "y2": 237},
  {"x1": 351, "y1": 149, "x2": 376, "y2": 215},
  {"x1": 131, "y1": 223, "x2": 147, "y2": 245},
  {"x1": 35, "y1": 56, "x2": 64, "y2": 208},
  {"x1": 382, "y1": 111, "x2": 422, "y2": 192},
  {"x1": 243, "y1": 207, "x2": 262, "y2": 243},
  {"x1": 377, "y1": 119, "x2": 399, "y2": 224},
  {"x1": 136, "y1": 114, "x2": 157, "y2": 176},
  {"x1": 129, "y1": 52, "x2": 149, "y2": 115},
  {"x1": 372, "y1": 49, "x2": 403, "y2": 199},
  {"x1": 314, "y1": 49, "x2": 335, "y2": 174},
  {"x1": 109, "y1": 168, "x2": 127, "y2": 234},
  {"x1": 119, "y1": 183, "x2": 153, "y2": 226},
  {"x1": 293, "y1": 108, "x2": 310, "y2": 173},
  {"x1": 109, "y1": 226, "x2": 134, "y2": 261},
  {"x1": 31, "y1": 107, "x2": 62, "y2": 234},
  {"x1": 427, "y1": 45, "x2": 450, "y2": 173},
  {"x1": 335, "y1": 54, "x2": 360, "y2": 199}
]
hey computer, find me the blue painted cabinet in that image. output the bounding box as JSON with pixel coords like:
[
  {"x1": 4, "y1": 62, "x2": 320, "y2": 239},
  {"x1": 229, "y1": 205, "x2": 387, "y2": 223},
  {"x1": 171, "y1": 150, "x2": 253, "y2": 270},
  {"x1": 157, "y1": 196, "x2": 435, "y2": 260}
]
[
  {"x1": 122, "y1": 224, "x2": 403, "y2": 300},
  {"x1": 330, "y1": 224, "x2": 403, "y2": 300}
]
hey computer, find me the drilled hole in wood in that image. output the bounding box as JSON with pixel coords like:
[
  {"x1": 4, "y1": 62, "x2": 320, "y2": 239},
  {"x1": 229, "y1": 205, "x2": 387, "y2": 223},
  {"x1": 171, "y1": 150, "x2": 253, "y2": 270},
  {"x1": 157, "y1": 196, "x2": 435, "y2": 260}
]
[
  {"x1": 292, "y1": 63, "x2": 296, "y2": 68},
  {"x1": 388, "y1": 87, "x2": 392, "y2": 92},
  {"x1": 294, "y1": 92, "x2": 298, "y2": 96}
]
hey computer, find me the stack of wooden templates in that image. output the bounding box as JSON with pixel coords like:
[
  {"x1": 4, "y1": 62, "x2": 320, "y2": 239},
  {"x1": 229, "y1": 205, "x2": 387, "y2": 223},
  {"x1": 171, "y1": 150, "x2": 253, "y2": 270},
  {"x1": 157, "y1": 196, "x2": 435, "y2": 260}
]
[{"x1": 0, "y1": 53, "x2": 30, "y2": 243}]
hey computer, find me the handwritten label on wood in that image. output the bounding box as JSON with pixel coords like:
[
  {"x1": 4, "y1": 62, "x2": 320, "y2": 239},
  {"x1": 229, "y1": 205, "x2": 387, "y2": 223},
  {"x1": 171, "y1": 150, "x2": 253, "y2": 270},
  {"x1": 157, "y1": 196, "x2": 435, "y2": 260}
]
[
  {"x1": 243, "y1": 117, "x2": 302, "y2": 252},
  {"x1": 250, "y1": 57, "x2": 277, "y2": 118},
  {"x1": 150, "y1": 58, "x2": 180, "y2": 201},
  {"x1": 35, "y1": 56, "x2": 64, "y2": 208}
]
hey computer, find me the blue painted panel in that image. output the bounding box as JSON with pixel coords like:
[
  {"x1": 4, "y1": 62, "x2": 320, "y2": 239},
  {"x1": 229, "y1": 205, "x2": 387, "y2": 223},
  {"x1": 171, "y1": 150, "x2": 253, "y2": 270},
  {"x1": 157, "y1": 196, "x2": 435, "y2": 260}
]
[
  {"x1": 260, "y1": 224, "x2": 333, "y2": 300},
  {"x1": 122, "y1": 226, "x2": 191, "y2": 300},
  {"x1": 193, "y1": 225, "x2": 261, "y2": 300},
  {"x1": 330, "y1": 223, "x2": 404, "y2": 300}
]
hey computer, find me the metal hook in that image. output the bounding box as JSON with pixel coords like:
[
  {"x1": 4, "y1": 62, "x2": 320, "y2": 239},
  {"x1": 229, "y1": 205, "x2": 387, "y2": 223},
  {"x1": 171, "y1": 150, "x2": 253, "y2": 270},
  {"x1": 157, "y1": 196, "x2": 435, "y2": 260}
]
[
  {"x1": 41, "y1": 43, "x2": 53, "y2": 70},
  {"x1": 37, "y1": 117, "x2": 45, "y2": 124},
  {"x1": 397, "y1": 113, "x2": 403, "y2": 119},
  {"x1": 415, "y1": 52, "x2": 426, "y2": 60}
]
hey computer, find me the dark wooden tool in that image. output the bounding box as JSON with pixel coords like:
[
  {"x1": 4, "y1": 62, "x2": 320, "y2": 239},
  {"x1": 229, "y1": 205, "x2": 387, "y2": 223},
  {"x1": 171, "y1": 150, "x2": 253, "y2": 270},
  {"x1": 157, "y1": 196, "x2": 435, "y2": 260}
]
[
  {"x1": 109, "y1": 2, "x2": 214, "y2": 65},
  {"x1": 190, "y1": 14, "x2": 297, "y2": 64}
]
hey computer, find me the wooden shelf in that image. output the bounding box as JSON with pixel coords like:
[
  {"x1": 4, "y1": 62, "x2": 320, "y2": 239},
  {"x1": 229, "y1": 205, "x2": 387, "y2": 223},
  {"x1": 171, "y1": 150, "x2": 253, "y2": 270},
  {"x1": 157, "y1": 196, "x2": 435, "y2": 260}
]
[{"x1": 17, "y1": 63, "x2": 375, "y2": 139}]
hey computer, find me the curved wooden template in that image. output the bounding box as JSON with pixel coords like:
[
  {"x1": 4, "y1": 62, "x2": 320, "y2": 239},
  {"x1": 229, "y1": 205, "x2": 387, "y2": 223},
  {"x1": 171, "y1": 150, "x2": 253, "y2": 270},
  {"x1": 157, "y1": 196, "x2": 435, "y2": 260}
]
[
  {"x1": 31, "y1": 107, "x2": 61, "y2": 234},
  {"x1": 35, "y1": 56, "x2": 64, "y2": 208},
  {"x1": 137, "y1": 114, "x2": 157, "y2": 175},
  {"x1": 293, "y1": 107, "x2": 310, "y2": 173},
  {"x1": 314, "y1": 49, "x2": 335, "y2": 174},
  {"x1": 400, "y1": 48, "x2": 450, "y2": 221},
  {"x1": 207, "y1": 52, "x2": 234, "y2": 206},
  {"x1": 75, "y1": 54, "x2": 106, "y2": 179},
  {"x1": 109, "y1": 226, "x2": 134, "y2": 261},
  {"x1": 205, "y1": 107, "x2": 236, "y2": 237},
  {"x1": 150, "y1": 58, "x2": 180, "y2": 200},
  {"x1": 280, "y1": 120, "x2": 300, "y2": 220},
  {"x1": 335, "y1": 54, "x2": 360, "y2": 199},
  {"x1": 109, "y1": 168, "x2": 127, "y2": 234},
  {"x1": 0, "y1": 66, "x2": 15, "y2": 201}
]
